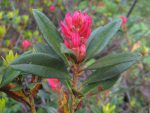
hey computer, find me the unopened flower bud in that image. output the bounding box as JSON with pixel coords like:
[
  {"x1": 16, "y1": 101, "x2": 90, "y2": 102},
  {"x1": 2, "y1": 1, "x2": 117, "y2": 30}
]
[
  {"x1": 48, "y1": 78, "x2": 61, "y2": 91},
  {"x1": 22, "y1": 39, "x2": 31, "y2": 49}
]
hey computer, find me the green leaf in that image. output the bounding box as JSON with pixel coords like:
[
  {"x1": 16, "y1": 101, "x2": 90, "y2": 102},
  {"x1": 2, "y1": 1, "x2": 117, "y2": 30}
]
[
  {"x1": 87, "y1": 53, "x2": 141, "y2": 69},
  {"x1": 82, "y1": 76, "x2": 119, "y2": 95},
  {"x1": 85, "y1": 60, "x2": 137, "y2": 84},
  {"x1": 76, "y1": 108, "x2": 86, "y2": 113},
  {"x1": 11, "y1": 53, "x2": 67, "y2": 72},
  {"x1": 32, "y1": 9, "x2": 68, "y2": 65},
  {"x1": 11, "y1": 64, "x2": 68, "y2": 79},
  {"x1": 60, "y1": 43, "x2": 74, "y2": 55},
  {"x1": 33, "y1": 43, "x2": 59, "y2": 59},
  {"x1": 81, "y1": 52, "x2": 141, "y2": 95},
  {"x1": 60, "y1": 43, "x2": 76, "y2": 60},
  {"x1": 0, "y1": 68, "x2": 20, "y2": 87},
  {"x1": 22, "y1": 50, "x2": 33, "y2": 55},
  {"x1": 91, "y1": 105, "x2": 102, "y2": 113},
  {"x1": 86, "y1": 18, "x2": 122, "y2": 59}
]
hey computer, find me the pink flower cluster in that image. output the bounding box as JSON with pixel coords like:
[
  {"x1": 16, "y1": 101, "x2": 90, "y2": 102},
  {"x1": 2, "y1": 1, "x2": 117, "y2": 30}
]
[
  {"x1": 120, "y1": 16, "x2": 127, "y2": 25},
  {"x1": 60, "y1": 11, "x2": 92, "y2": 61},
  {"x1": 49, "y1": 5, "x2": 56, "y2": 12},
  {"x1": 21, "y1": 39, "x2": 31, "y2": 50},
  {"x1": 48, "y1": 78, "x2": 61, "y2": 91}
]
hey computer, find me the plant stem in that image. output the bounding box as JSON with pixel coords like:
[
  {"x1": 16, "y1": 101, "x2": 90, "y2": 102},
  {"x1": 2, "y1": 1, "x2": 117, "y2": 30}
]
[
  {"x1": 71, "y1": 94, "x2": 75, "y2": 113},
  {"x1": 126, "y1": 0, "x2": 138, "y2": 18},
  {"x1": 29, "y1": 93, "x2": 36, "y2": 113},
  {"x1": 71, "y1": 64, "x2": 80, "y2": 113},
  {"x1": 71, "y1": 76, "x2": 77, "y2": 113}
]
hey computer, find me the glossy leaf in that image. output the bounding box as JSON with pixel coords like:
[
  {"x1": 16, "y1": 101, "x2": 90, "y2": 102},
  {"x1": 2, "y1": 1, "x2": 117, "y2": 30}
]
[
  {"x1": 86, "y1": 18, "x2": 122, "y2": 59},
  {"x1": 11, "y1": 53, "x2": 67, "y2": 72},
  {"x1": 85, "y1": 61, "x2": 136, "y2": 84},
  {"x1": 0, "y1": 68, "x2": 20, "y2": 87},
  {"x1": 87, "y1": 53, "x2": 141, "y2": 69},
  {"x1": 33, "y1": 43, "x2": 59, "y2": 59},
  {"x1": 81, "y1": 52, "x2": 140, "y2": 95},
  {"x1": 60, "y1": 43, "x2": 76, "y2": 61},
  {"x1": 22, "y1": 50, "x2": 33, "y2": 55},
  {"x1": 60, "y1": 43, "x2": 74, "y2": 55},
  {"x1": 82, "y1": 76, "x2": 119, "y2": 95},
  {"x1": 11, "y1": 64, "x2": 69, "y2": 79},
  {"x1": 33, "y1": 9, "x2": 68, "y2": 65}
]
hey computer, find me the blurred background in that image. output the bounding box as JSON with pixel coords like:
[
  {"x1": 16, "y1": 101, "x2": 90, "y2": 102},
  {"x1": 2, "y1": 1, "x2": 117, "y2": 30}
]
[{"x1": 0, "y1": 0, "x2": 150, "y2": 113}]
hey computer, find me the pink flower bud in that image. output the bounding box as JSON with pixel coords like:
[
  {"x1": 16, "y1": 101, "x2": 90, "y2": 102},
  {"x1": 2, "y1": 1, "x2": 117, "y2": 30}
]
[
  {"x1": 48, "y1": 78, "x2": 61, "y2": 91},
  {"x1": 80, "y1": 44, "x2": 86, "y2": 56},
  {"x1": 120, "y1": 16, "x2": 127, "y2": 25},
  {"x1": 72, "y1": 32, "x2": 80, "y2": 48},
  {"x1": 49, "y1": 5, "x2": 56, "y2": 12},
  {"x1": 22, "y1": 39, "x2": 31, "y2": 49},
  {"x1": 60, "y1": 21, "x2": 72, "y2": 38},
  {"x1": 65, "y1": 13, "x2": 73, "y2": 29},
  {"x1": 60, "y1": 11, "x2": 92, "y2": 62},
  {"x1": 64, "y1": 40, "x2": 70, "y2": 48},
  {"x1": 72, "y1": 11, "x2": 82, "y2": 27},
  {"x1": 78, "y1": 44, "x2": 86, "y2": 61}
]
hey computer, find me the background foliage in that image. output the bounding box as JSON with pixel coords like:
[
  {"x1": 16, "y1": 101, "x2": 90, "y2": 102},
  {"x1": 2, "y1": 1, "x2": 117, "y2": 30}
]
[{"x1": 0, "y1": 0, "x2": 150, "y2": 113}]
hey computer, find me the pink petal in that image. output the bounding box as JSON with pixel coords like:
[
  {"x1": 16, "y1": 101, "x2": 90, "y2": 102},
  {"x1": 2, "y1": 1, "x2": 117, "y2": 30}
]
[
  {"x1": 65, "y1": 12, "x2": 73, "y2": 29},
  {"x1": 120, "y1": 16, "x2": 127, "y2": 25},
  {"x1": 48, "y1": 78, "x2": 61, "y2": 91}
]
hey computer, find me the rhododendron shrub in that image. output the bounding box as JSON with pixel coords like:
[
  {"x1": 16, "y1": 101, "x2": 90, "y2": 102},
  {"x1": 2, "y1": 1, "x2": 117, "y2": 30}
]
[{"x1": 0, "y1": 10, "x2": 141, "y2": 113}]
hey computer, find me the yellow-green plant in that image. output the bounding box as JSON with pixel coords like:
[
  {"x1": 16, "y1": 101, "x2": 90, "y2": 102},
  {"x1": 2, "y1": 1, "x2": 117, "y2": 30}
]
[
  {"x1": 1, "y1": 50, "x2": 18, "y2": 66},
  {"x1": 0, "y1": 98, "x2": 7, "y2": 113},
  {"x1": 102, "y1": 103, "x2": 116, "y2": 113}
]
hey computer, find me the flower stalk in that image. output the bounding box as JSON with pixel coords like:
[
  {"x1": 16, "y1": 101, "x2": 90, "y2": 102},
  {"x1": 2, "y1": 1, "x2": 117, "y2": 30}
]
[
  {"x1": 70, "y1": 63, "x2": 83, "y2": 113},
  {"x1": 59, "y1": 11, "x2": 92, "y2": 113},
  {"x1": 29, "y1": 93, "x2": 36, "y2": 113}
]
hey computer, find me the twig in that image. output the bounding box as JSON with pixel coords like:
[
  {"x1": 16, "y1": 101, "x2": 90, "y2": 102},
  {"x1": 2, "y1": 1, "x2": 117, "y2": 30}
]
[
  {"x1": 22, "y1": 78, "x2": 37, "y2": 113},
  {"x1": 126, "y1": 0, "x2": 138, "y2": 18},
  {"x1": 29, "y1": 93, "x2": 37, "y2": 113}
]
